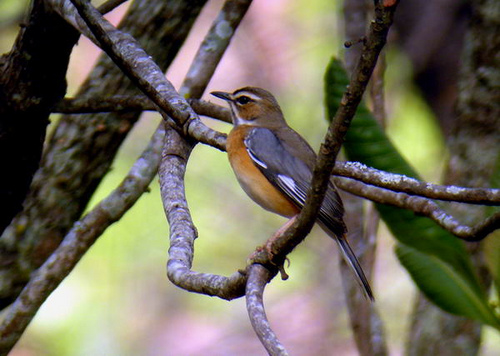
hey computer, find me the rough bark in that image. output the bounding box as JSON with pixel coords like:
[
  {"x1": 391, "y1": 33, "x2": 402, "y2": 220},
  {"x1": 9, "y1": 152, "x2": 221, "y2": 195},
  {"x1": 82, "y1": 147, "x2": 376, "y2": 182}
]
[
  {"x1": 0, "y1": 0, "x2": 79, "y2": 234},
  {"x1": 0, "y1": 0, "x2": 207, "y2": 309},
  {"x1": 406, "y1": 0, "x2": 500, "y2": 354},
  {"x1": 393, "y1": 0, "x2": 471, "y2": 135}
]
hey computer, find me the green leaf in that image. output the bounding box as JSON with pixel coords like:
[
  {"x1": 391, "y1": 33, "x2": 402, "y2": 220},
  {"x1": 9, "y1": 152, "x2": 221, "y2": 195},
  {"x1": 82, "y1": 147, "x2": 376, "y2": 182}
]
[
  {"x1": 397, "y1": 244, "x2": 500, "y2": 329},
  {"x1": 324, "y1": 57, "x2": 500, "y2": 327},
  {"x1": 484, "y1": 230, "x2": 500, "y2": 300}
]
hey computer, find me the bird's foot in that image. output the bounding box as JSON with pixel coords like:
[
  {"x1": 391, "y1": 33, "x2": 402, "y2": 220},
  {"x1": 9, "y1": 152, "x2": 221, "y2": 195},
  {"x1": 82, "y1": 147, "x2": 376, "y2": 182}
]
[{"x1": 247, "y1": 244, "x2": 290, "y2": 280}]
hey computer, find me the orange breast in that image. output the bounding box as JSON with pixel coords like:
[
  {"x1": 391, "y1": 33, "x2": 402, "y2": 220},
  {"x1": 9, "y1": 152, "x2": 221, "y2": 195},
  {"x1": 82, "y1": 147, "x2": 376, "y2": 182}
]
[{"x1": 227, "y1": 126, "x2": 299, "y2": 218}]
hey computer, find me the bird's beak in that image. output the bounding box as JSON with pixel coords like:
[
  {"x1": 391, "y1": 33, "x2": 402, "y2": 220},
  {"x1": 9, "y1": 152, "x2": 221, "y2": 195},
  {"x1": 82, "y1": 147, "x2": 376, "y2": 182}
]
[{"x1": 211, "y1": 91, "x2": 232, "y2": 102}]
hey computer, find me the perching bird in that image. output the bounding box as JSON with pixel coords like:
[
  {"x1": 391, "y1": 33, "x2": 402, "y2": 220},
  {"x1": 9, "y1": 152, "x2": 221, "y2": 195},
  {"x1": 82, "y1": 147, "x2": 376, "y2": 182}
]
[{"x1": 211, "y1": 87, "x2": 373, "y2": 301}]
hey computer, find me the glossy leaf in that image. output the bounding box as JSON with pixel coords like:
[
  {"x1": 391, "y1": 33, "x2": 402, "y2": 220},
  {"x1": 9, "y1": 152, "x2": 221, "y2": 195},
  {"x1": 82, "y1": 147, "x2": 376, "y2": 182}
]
[{"x1": 397, "y1": 244, "x2": 500, "y2": 329}]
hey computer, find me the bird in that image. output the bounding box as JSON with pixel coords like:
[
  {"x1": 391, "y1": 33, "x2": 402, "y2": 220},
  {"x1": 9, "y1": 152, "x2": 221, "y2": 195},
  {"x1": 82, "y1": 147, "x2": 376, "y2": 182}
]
[{"x1": 211, "y1": 86, "x2": 374, "y2": 301}]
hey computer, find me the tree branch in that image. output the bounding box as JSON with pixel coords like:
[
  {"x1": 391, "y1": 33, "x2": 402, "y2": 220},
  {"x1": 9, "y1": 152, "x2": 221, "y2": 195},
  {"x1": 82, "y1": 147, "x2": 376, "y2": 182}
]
[
  {"x1": 1, "y1": 0, "x2": 207, "y2": 310},
  {"x1": 97, "y1": 0, "x2": 129, "y2": 14},
  {"x1": 54, "y1": 95, "x2": 500, "y2": 211},
  {"x1": 54, "y1": 96, "x2": 233, "y2": 125},
  {"x1": 336, "y1": 177, "x2": 500, "y2": 241},
  {"x1": 246, "y1": 264, "x2": 288, "y2": 356},
  {"x1": 0, "y1": 0, "x2": 253, "y2": 348},
  {"x1": 159, "y1": 0, "x2": 253, "y2": 298},
  {"x1": 0, "y1": 124, "x2": 165, "y2": 355},
  {"x1": 160, "y1": 126, "x2": 246, "y2": 300},
  {"x1": 68, "y1": 0, "x2": 236, "y2": 156},
  {"x1": 334, "y1": 162, "x2": 500, "y2": 205},
  {"x1": 69, "y1": 0, "x2": 198, "y2": 128},
  {"x1": 55, "y1": 95, "x2": 156, "y2": 113}
]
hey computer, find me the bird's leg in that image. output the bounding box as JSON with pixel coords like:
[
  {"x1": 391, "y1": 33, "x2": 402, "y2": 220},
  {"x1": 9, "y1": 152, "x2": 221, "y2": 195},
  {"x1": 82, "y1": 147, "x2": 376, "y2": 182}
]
[
  {"x1": 265, "y1": 215, "x2": 298, "y2": 256},
  {"x1": 265, "y1": 215, "x2": 298, "y2": 279},
  {"x1": 247, "y1": 216, "x2": 297, "y2": 280}
]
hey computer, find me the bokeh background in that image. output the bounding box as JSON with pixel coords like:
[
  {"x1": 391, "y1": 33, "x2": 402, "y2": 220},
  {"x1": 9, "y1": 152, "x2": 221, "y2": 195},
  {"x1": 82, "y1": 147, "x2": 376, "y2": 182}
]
[{"x1": 1, "y1": 0, "x2": 499, "y2": 355}]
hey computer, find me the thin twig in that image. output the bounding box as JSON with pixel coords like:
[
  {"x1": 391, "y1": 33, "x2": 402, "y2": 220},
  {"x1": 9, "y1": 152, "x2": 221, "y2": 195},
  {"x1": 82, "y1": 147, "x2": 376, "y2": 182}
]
[
  {"x1": 54, "y1": 96, "x2": 229, "y2": 150},
  {"x1": 246, "y1": 264, "x2": 289, "y2": 356},
  {"x1": 334, "y1": 162, "x2": 500, "y2": 205},
  {"x1": 188, "y1": 99, "x2": 231, "y2": 123},
  {"x1": 0, "y1": 124, "x2": 165, "y2": 355},
  {"x1": 97, "y1": 0, "x2": 129, "y2": 14},
  {"x1": 54, "y1": 95, "x2": 156, "y2": 113},
  {"x1": 53, "y1": 97, "x2": 233, "y2": 124},
  {"x1": 336, "y1": 177, "x2": 500, "y2": 241}
]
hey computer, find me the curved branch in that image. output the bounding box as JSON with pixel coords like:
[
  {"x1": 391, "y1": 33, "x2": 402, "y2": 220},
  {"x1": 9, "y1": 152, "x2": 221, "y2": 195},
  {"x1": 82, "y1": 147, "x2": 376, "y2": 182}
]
[
  {"x1": 159, "y1": 0, "x2": 254, "y2": 298},
  {"x1": 0, "y1": 0, "x2": 252, "y2": 351},
  {"x1": 336, "y1": 177, "x2": 500, "y2": 241},
  {"x1": 246, "y1": 264, "x2": 289, "y2": 356},
  {"x1": 160, "y1": 127, "x2": 246, "y2": 300}
]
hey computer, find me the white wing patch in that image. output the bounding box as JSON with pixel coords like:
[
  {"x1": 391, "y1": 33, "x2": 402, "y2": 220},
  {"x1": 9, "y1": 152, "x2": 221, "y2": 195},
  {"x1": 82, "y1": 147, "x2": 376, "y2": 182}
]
[
  {"x1": 277, "y1": 174, "x2": 308, "y2": 203},
  {"x1": 247, "y1": 148, "x2": 268, "y2": 169},
  {"x1": 277, "y1": 174, "x2": 302, "y2": 198},
  {"x1": 277, "y1": 174, "x2": 295, "y2": 190}
]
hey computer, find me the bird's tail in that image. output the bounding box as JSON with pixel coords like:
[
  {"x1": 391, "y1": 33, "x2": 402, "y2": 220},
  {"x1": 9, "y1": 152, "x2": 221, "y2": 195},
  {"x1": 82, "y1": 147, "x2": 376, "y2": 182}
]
[
  {"x1": 334, "y1": 235, "x2": 374, "y2": 301},
  {"x1": 318, "y1": 219, "x2": 374, "y2": 300}
]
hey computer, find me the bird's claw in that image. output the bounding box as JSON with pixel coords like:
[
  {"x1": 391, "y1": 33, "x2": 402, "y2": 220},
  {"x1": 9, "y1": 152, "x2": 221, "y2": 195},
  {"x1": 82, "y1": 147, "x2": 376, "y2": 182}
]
[{"x1": 247, "y1": 244, "x2": 290, "y2": 280}]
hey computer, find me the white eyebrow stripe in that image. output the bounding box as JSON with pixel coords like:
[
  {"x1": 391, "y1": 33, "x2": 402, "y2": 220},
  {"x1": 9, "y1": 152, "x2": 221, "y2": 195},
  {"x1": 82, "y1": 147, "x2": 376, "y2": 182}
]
[{"x1": 235, "y1": 92, "x2": 262, "y2": 101}]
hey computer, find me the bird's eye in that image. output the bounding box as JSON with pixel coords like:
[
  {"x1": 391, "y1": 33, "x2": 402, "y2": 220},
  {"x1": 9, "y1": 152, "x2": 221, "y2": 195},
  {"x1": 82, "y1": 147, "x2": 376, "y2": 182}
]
[{"x1": 235, "y1": 96, "x2": 251, "y2": 105}]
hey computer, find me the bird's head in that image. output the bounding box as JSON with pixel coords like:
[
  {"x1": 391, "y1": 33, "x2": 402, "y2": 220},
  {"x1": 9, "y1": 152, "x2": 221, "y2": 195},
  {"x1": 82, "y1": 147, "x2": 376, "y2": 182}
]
[{"x1": 211, "y1": 87, "x2": 286, "y2": 128}]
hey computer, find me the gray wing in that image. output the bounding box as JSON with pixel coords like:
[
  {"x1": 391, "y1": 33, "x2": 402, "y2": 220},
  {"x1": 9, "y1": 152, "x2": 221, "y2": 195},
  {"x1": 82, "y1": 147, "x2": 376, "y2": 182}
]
[
  {"x1": 244, "y1": 127, "x2": 345, "y2": 236},
  {"x1": 245, "y1": 127, "x2": 373, "y2": 300}
]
